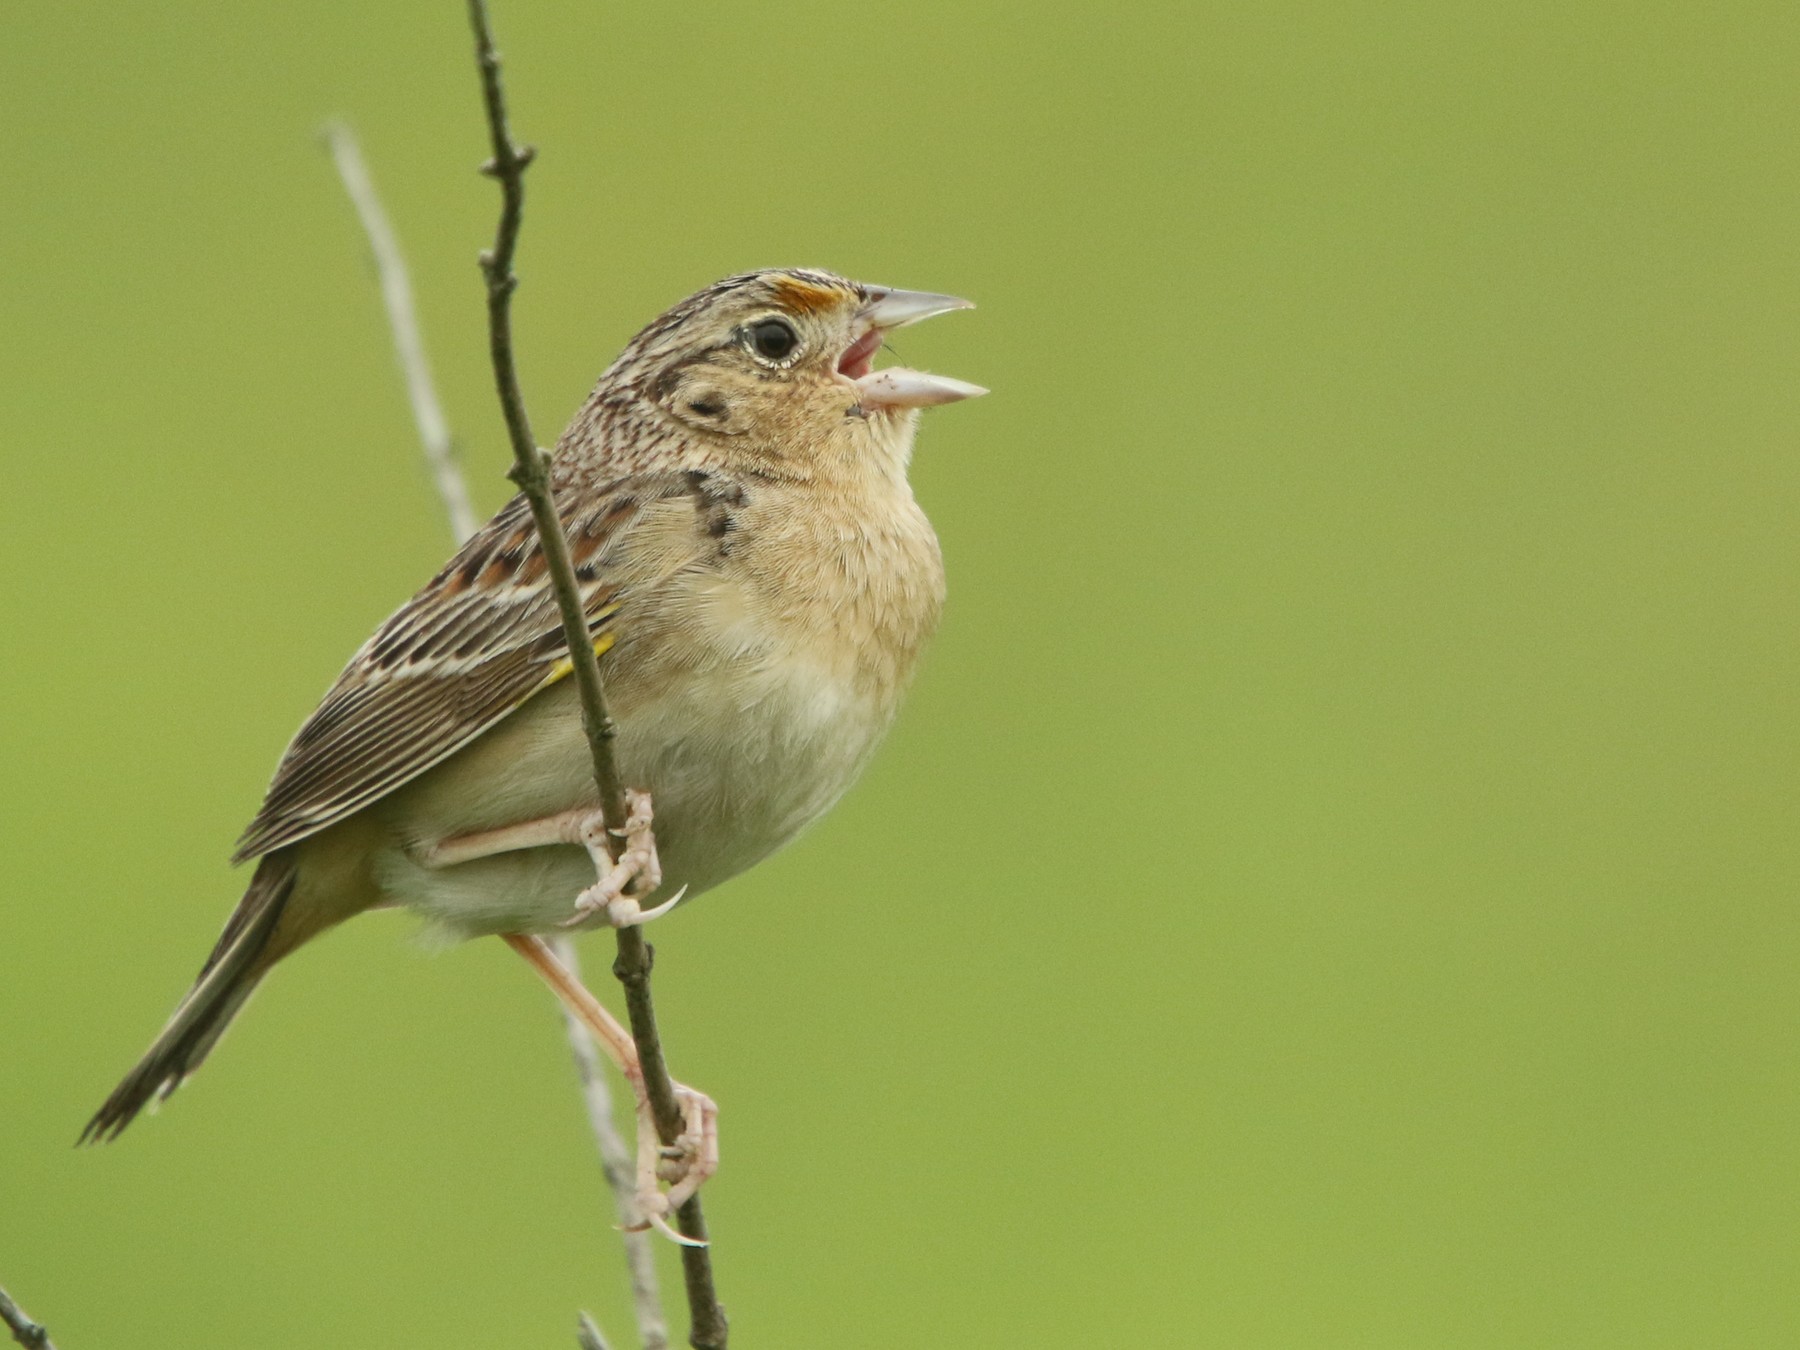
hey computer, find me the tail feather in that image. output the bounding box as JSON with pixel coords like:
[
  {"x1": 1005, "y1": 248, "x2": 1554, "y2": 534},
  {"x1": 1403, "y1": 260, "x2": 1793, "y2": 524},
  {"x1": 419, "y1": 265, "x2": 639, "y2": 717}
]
[{"x1": 81, "y1": 855, "x2": 296, "y2": 1144}]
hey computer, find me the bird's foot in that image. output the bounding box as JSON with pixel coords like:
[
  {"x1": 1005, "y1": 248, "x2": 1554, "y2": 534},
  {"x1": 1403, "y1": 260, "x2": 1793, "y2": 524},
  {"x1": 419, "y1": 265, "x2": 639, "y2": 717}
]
[
  {"x1": 563, "y1": 789, "x2": 679, "y2": 928},
  {"x1": 627, "y1": 1076, "x2": 719, "y2": 1245},
  {"x1": 500, "y1": 934, "x2": 715, "y2": 1247}
]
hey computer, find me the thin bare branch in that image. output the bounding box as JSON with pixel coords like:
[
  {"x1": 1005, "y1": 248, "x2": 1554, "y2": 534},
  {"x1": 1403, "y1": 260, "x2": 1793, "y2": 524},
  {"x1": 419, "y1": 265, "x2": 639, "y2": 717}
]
[
  {"x1": 321, "y1": 120, "x2": 480, "y2": 544},
  {"x1": 0, "y1": 1286, "x2": 57, "y2": 1350},
  {"x1": 463, "y1": 4, "x2": 726, "y2": 1345}
]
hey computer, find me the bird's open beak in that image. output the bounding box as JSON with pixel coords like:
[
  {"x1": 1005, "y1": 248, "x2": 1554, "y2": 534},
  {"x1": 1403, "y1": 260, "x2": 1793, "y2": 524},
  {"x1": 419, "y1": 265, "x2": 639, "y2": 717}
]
[{"x1": 843, "y1": 286, "x2": 987, "y2": 410}]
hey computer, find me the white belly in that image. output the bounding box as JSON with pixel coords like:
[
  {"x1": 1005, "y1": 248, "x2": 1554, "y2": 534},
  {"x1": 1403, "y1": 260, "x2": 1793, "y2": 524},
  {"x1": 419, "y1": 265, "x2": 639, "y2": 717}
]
[{"x1": 368, "y1": 652, "x2": 894, "y2": 940}]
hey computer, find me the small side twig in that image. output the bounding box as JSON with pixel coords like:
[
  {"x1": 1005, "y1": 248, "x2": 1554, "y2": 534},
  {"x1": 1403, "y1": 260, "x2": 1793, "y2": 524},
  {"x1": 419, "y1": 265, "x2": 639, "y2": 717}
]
[
  {"x1": 576, "y1": 1311, "x2": 613, "y2": 1350},
  {"x1": 464, "y1": 4, "x2": 726, "y2": 1346},
  {"x1": 0, "y1": 1285, "x2": 57, "y2": 1350},
  {"x1": 324, "y1": 118, "x2": 667, "y2": 1348}
]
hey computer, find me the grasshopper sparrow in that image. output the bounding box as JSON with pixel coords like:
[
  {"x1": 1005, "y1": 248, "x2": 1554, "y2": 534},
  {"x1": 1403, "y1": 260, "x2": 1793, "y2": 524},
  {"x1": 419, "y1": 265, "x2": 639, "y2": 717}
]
[{"x1": 85, "y1": 268, "x2": 983, "y2": 1233}]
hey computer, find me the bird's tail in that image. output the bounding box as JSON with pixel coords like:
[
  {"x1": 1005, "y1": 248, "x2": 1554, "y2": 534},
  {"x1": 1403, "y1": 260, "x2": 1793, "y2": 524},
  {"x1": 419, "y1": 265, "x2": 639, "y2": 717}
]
[{"x1": 80, "y1": 853, "x2": 296, "y2": 1143}]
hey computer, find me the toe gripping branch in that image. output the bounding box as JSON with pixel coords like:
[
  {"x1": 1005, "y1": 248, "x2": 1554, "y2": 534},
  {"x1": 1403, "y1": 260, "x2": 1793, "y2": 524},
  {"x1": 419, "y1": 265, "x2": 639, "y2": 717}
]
[{"x1": 564, "y1": 789, "x2": 686, "y2": 929}]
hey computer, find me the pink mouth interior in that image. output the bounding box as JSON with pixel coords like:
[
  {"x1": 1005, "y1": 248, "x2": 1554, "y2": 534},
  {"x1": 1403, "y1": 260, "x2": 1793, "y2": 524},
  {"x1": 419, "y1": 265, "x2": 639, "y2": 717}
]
[{"x1": 837, "y1": 327, "x2": 883, "y2": 380}]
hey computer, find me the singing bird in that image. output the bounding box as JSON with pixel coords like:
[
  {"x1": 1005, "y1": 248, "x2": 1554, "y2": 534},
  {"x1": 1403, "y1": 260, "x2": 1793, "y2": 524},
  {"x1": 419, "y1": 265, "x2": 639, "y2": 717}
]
[{"x1": 85, "y1": 268, "x2": 982, "y2": 1232}]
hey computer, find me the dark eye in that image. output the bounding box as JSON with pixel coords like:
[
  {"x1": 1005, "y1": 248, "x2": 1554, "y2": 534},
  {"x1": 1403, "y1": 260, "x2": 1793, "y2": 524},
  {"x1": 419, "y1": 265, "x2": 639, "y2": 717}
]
[{"x1": 748, "y1": 318, "x2": 799, "y2": 362}]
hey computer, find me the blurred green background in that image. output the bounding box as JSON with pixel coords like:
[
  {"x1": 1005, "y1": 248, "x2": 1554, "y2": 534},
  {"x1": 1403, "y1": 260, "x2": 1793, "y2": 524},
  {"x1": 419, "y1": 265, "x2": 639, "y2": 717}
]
[{"x1": 5, "y1": 1, "x2": 1800, "y2": 1345}]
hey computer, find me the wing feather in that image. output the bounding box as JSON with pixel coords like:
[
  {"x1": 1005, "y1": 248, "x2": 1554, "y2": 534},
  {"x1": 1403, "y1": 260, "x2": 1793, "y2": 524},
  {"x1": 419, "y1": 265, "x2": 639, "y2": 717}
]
[{"x1": 231, "y1": 469, "x2": 716, "y2": 863}]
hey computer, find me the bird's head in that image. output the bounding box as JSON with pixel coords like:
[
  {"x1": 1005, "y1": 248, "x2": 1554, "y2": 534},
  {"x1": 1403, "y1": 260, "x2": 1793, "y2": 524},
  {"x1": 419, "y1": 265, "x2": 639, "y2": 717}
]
[{"x1": 597, "y1": 268, "x2": 984, "y2": 475}]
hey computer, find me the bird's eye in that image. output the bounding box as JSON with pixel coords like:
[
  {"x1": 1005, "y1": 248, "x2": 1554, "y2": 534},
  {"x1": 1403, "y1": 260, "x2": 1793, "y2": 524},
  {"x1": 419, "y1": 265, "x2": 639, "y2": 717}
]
[{"x1": 748, "y1": 318, "x2": 799, "y2": 362}]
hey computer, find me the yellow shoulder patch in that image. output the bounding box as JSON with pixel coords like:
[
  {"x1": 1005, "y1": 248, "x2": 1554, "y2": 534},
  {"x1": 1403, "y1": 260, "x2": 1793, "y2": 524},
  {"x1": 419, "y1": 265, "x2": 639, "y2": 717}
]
[{"x1": 542, "y1": 631, "x2": 617, "y2": 688}]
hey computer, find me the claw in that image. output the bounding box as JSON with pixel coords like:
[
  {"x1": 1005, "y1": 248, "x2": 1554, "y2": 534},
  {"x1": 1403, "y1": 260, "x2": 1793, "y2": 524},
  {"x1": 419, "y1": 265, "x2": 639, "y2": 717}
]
[
  {"x1": 561, "y1": 884, "x2": 686, "y2": 930},
  {"x1": 643, "y1": 1209, "x2": 708, "y2": 1248},
  {"x1": 616, "y1": 885, "x2": 687, "y2": 928}
]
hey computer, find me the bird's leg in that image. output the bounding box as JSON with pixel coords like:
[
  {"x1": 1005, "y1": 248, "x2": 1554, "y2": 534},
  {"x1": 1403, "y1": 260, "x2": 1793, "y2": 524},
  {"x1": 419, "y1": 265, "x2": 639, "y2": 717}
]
[
  {"x1": 419, "y1": 790, "x2": 680, "y2": 929},
  {"x1": 501, "y1": 933, "x2": 716, "y2": 1246},
  {"x1": 417, "y1": 809, "x2": 591, "y2": 867}
]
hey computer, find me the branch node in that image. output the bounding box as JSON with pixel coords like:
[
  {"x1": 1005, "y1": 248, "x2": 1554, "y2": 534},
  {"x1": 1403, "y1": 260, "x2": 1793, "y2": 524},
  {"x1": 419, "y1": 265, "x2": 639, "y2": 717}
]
[
  {"x1": 0, "y1": 1285, "x2": 56, "y2": 1350},
  {"x1": 479, "y1": 145, "x2": 533, "y2": 179},
  {"x1": 612, "y1": 939, "x2": 654, "y2": 985},
  {"x1": 505, "y1": 447, "x2": 550, "y2": 490}
]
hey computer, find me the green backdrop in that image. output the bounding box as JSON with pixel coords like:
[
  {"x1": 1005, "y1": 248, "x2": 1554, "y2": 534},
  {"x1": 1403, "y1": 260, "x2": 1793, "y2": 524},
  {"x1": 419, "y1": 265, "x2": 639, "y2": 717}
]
[{"x1": 5, "y1": 2, "x2": 1800, "y2": 1345}]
